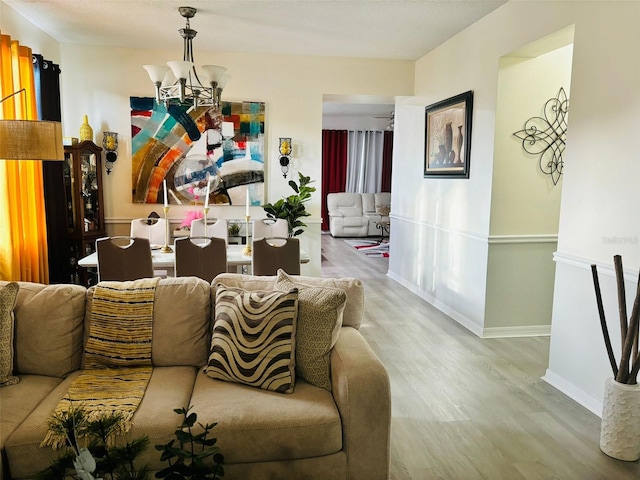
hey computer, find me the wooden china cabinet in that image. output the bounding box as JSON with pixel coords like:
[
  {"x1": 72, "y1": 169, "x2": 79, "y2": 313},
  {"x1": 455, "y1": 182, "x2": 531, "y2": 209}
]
[{"x1": 62, "y1": 141, "x2": 104, "y2": 286}]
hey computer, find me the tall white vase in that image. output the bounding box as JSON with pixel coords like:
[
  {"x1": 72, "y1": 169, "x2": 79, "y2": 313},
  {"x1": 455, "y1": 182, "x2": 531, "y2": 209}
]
[{"x1": 599, "y1": 377, "x2": 640, "y2": 461}]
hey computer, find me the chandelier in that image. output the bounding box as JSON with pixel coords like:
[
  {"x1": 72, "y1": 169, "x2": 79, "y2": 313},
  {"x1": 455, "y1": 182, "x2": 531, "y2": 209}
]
[{"x1": 143, "y1": 6, "x2": 229, "y2": 109}]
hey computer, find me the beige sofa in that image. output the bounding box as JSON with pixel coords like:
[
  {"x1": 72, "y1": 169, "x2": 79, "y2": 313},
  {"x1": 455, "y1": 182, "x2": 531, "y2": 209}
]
[
  {"x1": 327, "y1": 192, "x2": 390, "y2": 237},
  {"x1": 0, "y1": 275, "x2": 390, "y2": 480}
]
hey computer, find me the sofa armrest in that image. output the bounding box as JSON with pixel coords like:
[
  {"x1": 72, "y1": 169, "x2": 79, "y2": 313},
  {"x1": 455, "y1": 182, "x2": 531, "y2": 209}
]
[
  {"x1": 331, "y1": 327, "x2": 390, "y2": 480},
  {"x1": 328, "y1": 210, "x2": 344, "y2": 218}
]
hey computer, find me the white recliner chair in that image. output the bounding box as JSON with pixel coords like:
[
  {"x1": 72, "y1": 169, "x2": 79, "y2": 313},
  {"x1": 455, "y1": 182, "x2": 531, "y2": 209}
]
[{"x1": 326, "y1": 192, "x2": 369, "y2": 237}]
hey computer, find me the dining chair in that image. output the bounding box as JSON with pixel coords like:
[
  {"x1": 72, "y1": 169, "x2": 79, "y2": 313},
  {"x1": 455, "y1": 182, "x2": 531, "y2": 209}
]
[
  {"x1": 130, "y1": 217, "x2": 167, "y2": 246},
  {"x1": 190, "y1": 218, "x2": 228, "y2": 245},
  {"x1": 95, "y1": 236, "x2": 154, "y2": 282},
  {"x1": 251, "y1": 237, "x2": 300, "y2": 276},
  {"x1": 252, "y1": 218, "x2": 288, "y2": 241},
  {"x1": 174, "y1": 236, "x2": 227, "y2": 283}
]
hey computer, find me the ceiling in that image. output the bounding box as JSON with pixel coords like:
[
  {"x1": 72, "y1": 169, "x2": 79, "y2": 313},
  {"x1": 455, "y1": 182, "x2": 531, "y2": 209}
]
[
  {"x1": 4, "y1": 0, "x2": 505, "y2": 61},
  {"x1": 4, "y1": 0, "x2": 506, "y2": 117}
]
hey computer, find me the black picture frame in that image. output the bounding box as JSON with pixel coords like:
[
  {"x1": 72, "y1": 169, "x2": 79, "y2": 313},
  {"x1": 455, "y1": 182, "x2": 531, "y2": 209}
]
[{"x1": 424, "y1": 90, "x2": 473, "y2": 178}]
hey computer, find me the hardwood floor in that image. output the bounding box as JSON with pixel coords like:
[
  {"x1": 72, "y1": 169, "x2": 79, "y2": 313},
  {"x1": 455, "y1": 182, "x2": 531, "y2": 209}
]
[{"x1": 321, "y1": 233, "x2": 640, "y2": 480}]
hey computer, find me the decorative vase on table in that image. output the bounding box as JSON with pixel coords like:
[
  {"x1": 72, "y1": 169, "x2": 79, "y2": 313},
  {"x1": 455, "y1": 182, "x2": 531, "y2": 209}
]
[
  {"x1": 599, "y1": 377, "x2": 640, "y2": 461},
  {"x1": 79, "y1": 115, "x2": 93, "y2": 142}
]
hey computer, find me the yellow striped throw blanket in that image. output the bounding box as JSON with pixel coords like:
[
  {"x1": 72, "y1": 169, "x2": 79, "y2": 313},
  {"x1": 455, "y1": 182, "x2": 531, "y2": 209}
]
[{"x1": 43, "y1": 277, "x2": 159, "y2": 448}]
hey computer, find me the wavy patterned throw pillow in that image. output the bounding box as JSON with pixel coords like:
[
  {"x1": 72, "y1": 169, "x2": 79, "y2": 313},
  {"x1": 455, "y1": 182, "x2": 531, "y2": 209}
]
[
  {"x1": 205, "y1": 285, "x2": 299, "y2": 394},
  {"x1": 275, "y1": 270, "x2": 346, "y2": 391},
  {"x1": 0, "y1": 282, "x2": 20, "y2": 386}
]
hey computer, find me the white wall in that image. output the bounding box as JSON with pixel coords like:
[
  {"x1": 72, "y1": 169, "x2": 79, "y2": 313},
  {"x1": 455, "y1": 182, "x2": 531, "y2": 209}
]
[{"x1": 389, "y1": 0, "x2": 640, "y2": 413}]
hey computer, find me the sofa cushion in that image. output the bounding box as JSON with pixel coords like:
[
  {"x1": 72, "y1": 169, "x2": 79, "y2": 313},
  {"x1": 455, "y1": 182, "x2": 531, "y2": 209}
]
[
  {"x1": 205, "y1": 285, "x2": 298, "y2": 393},
  {"x1": 275, "y1": 270, "x2": 346, "y2": 391},
  {"x1": 0, "y1": 282, "x2": 19, "y2": 386},
  {"x1": 361, "y1": 193, "x2": 376, "y2": 213},
  {"x1": 213, "y1": 273, "x2": 365, "y2": 329},
  {"x1": 4, "y1": 366, "x2": 198, "y2": 479},
  {"x1": 84, "y1": 276, "x2": 211, "y2": 368},
  {"x1": 0, "y1": 375, "x2": 62, "y2": 451},
  {"x1": 6, "y1": 282, "x2": 86, "y2": 378},
  {"x1": 190, "y1": 368, "x2": 343, "y2": 463}
]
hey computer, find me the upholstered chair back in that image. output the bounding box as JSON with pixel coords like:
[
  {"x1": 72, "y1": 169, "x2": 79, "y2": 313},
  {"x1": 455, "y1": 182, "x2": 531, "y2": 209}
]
[
  {"x1": 95, "y1": 236, "x2": 153, "y2": 282},
  {"x1": 252, "y1": 237, "x2": 300, "y2": 276},
  {"x1": 252, "y1": 218, "x2": 289, "y2": 240},
  {"x1": 190, "y1": 218, "x2": 228, "y2": 245},
  {"x1": 175, "y1": 236, "x2": 227, "y2": 283},
  {"x1": 130, "y1": 217, "x2": 166, "y2": 245}
]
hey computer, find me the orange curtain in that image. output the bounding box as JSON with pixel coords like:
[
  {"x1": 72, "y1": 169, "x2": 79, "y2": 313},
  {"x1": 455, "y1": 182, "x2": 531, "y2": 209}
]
[{"x1": 0, "y1": 32, "x2": 49, "y2": 283}]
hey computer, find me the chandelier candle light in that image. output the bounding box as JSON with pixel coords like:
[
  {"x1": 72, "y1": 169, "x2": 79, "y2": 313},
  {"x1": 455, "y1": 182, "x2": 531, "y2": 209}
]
[
  {"x1": 203, "y1": 179, "x2": 210, "y2": 237},
  {"x1": 143, "y1": 6, "x2": 230, "y2": 109},
  {"x1": 161, "y1": 180, "x2": 172, "y2": 253},
  {"x1": 243, "y1": 189, "x2": 251, "y2": 256}
]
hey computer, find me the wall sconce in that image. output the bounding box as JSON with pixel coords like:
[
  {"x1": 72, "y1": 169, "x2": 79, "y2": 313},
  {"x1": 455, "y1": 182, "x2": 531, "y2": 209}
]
[
  {"x1": 102, "y1": 131, "x2": 118, "y2": 174},
  {"x1": 278, "y1": 137, "x2": 292, "y2": 178}
]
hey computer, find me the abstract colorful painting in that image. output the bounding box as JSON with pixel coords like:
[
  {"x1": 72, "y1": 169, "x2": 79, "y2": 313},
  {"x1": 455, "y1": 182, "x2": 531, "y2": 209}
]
[{"x1": 130, "y1": 98, "x2": 265, "y2": 206}]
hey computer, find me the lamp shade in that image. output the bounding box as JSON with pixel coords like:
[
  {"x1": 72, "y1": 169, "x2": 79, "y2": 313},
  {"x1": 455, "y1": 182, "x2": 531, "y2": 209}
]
[
  {"x1": 167, "y1": 60, "x2": 194, "y2": 80},
  {"x1": 143, "y1": 64, "x2": 170, "y2": 84},
  {"x1": 0, "y1": 120, "x2": 64, "y2": 161},
  {"x1": 201, "y1": 65, "x2": 227, "y2": 84},
  {"x1": 217, "y1": 73, "x2": 231, "y2": 89}
]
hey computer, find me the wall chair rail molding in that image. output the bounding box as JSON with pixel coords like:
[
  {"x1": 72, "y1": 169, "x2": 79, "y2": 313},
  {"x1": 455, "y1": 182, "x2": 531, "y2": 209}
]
[
  {"x1": 392, "y1": 214, "x2": 487, "y2": 243},
  {"x1": 554, "y1": 252, "x2": 640, "y2": 282},
  {"x1": 513, "y1": 87, "x2": 569, "y2": 186},
  {"x1": 487, "y1": 234, "x2": 559, "y2": 245}
]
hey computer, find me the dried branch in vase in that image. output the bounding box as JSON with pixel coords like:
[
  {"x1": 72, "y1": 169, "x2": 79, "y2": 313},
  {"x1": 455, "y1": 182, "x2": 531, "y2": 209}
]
[{"x1": 591, "y1": 255, "x2": 640, "y2": 385}]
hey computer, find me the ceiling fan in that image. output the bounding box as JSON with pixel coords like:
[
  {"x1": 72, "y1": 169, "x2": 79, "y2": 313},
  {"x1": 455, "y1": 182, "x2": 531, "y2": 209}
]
[
  {"x1": 373, "y1": 111, "x2": 394, "y2": 119},
  {"x1": 373, "y1": 111, "x2": 395, "y2": 130}
]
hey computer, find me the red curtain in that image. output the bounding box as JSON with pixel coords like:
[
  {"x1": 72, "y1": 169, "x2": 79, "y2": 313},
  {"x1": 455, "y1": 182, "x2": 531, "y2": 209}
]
[
  {"x1": 381, "y1": 130, "x2": 393, "y2": 192},
  {"x1": 321, "y1": 130, "x2": 348, "y2": 231}
]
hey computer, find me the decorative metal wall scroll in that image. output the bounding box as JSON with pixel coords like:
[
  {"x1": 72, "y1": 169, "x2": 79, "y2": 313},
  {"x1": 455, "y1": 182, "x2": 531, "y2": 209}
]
[{"x1": 513, "y1": 87, "x2": 568, "y2": 185}]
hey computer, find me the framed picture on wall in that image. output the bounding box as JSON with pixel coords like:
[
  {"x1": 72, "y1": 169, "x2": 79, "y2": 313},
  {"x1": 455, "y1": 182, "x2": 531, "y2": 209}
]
[{"x1": 424, "y1": 90, "x2": 473, "y2": 178}]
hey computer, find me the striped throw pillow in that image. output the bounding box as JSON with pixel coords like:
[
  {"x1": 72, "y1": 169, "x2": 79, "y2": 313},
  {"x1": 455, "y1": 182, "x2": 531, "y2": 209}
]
[{"x1": 206, "y1": 285, "x2": 298, "y2": 393}]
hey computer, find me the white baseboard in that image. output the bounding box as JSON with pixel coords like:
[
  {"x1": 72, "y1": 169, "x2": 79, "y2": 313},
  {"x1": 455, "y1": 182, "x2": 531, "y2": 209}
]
[
  {"x1": 482, "y1": 325, "x2": 551, "y2": 338},
  {"x1": 542, "y1": 369, "x2": 603, "y2": 417},
  {"x1": 387, "y1": 271, "x2": 554, "y2": 339},
  {"x1": 386, "y1": 270, "x2": 484, "y2": 337}
]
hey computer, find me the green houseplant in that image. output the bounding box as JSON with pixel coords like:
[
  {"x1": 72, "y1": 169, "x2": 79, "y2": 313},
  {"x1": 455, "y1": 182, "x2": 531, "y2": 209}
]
[
  {"x1": 37, "y1": 405, "x2": 224, "y2": 480},
  {"x1": 262, "y1": 172, "x2": 316, "y2": 237},
  {"x1": 36, "y1": 405, "x2": 150, "y2": 480},
  {"x1": 155, "y1": 406, "x2": 224, "y2": 479}
]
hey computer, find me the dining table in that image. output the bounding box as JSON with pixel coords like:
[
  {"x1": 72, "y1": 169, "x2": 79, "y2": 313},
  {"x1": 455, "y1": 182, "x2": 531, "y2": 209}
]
[{"x1": 78, "y1": 243, "x2": 310, "y2": 277}]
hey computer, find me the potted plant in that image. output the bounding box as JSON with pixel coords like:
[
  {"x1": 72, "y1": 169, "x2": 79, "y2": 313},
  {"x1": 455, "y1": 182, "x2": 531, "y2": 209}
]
[
  {"x1": 591, "y1": 255, "x2": 640, "y2": 461},
  {"x1": 155, "y1": 406, "x2": 224, "y2": 479},
  {"x1": 262, "y1": 172, "x2": 316, "y2": 237},
  {"x1": 37, "y1": 405, "x2": 150, "y2": 480},
  {"x1": 227, "y1": 221, "x2": 241, "y2": 237},
  {"x1": 38, "y1": 405, "x2": 224, "y2": 480}
]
